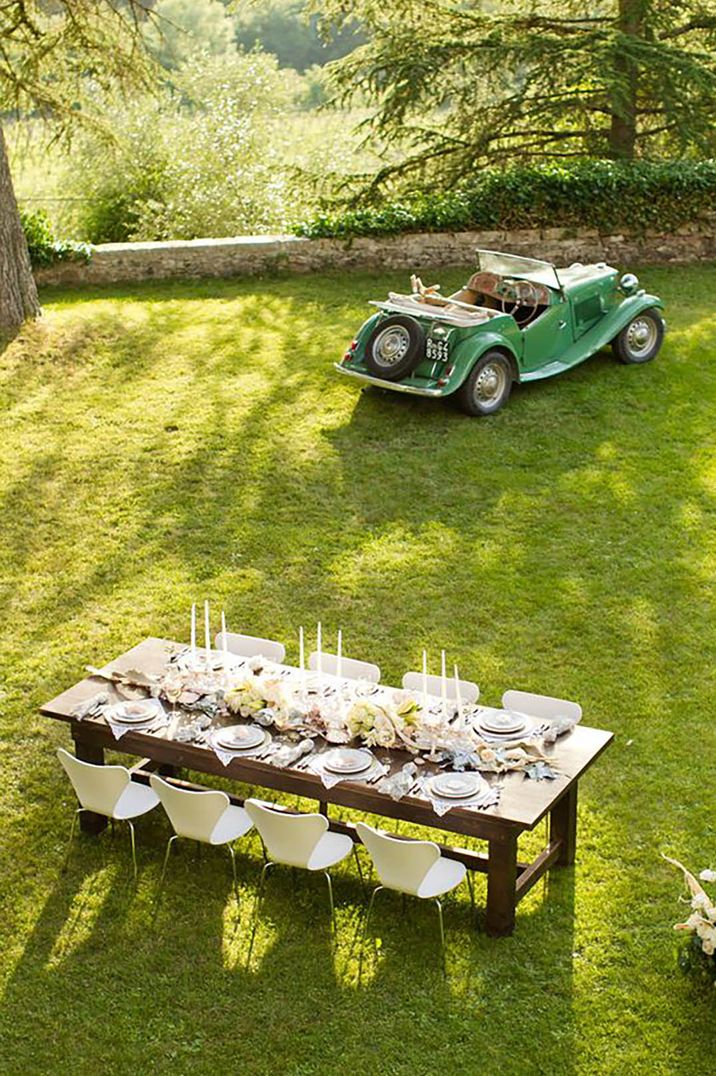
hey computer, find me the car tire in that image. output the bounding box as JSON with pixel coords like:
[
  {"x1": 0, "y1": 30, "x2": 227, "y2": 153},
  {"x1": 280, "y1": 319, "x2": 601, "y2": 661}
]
[
  {"x1": 457, "y1": 351, "x2": 513, "y2": 417},
  {"x1": 364, "y1": 315, "x2": 425, "y2": 381},
  {"x1": 611, "y1": 308, "x2": 665, "y2": 364}
]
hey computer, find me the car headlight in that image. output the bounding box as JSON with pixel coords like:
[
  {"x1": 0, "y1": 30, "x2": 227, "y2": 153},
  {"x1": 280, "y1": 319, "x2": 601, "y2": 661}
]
[{"x1": 620, "y1": 273, "x2": 639, "y2": 294}]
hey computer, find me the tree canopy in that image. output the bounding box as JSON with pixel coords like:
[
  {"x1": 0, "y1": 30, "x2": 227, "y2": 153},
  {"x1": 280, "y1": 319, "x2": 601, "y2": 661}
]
[{"x1": 316, "y1": 0, "x2": 716, "y2": 191}]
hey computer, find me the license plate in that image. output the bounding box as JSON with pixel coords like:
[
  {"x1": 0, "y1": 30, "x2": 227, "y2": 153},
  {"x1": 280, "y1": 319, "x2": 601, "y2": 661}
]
[{"x1": 426, "y1": 338, "x2": 450, "y2": 362}]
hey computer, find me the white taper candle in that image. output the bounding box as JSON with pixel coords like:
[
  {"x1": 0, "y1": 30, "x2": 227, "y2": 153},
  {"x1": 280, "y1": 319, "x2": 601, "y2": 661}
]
[
  {"x1": 317, "y1": 621, "x2": 322, "y2": 676},
  {"x1": 221, "y1": 610, "x2": 228, "y2": 673},
  {"x1": 204, "y1": 600, "x2": 211, "y2": 662},
  {"x1": 190, "y1": 603, "x2": 196, "y2": 660},
  {"x1": 454, "y1": 663, "x2": 462, "y2": 727},
  {"x1": 441, "y1": 649, "x2": 447, "y2": 718},
  {"x1": 337, "y1": 629, "x2": 342, "y2": 680},
  {"x1": 422, "y1": 649, "x2": 428, "y2": 713}
]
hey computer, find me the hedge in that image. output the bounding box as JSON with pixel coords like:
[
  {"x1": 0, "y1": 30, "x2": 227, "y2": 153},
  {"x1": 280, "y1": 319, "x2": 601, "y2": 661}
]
[
  {"x1": 295, "y1": 160, "x2": 716, "y2": 239},
  {"x1": 21, "y1": 209, "x2": 91, "y2": 269}
]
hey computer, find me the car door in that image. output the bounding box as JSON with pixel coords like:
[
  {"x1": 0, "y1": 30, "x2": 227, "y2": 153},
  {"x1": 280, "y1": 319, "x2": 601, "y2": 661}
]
[{"x1": 520, "y1": 298, "x2": 572, "y2": 374}]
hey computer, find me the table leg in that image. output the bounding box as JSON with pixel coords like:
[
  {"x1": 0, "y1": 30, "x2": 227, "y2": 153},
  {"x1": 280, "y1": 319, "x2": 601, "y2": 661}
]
[
  {"x1": 72, "y1": 734, "x2": 108, "y2": 835},
  {"x1": 549, "y1": 784, "x2": 578, "y2": 866},
  {"x1": 486, "y1": 831, "x2": 518, "y2": 937}
]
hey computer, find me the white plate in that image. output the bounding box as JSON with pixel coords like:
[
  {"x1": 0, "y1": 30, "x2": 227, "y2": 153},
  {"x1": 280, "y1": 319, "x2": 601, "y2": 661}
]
[
  {"x1": 430, "y1": 772, "x2": 482, "y2": 799},
  {"x1": 215, "y1": 725, "x2": 265, "y2": 750},
  {"x1": 110, "y1": 701, "x2": 157, "y2": 724},
  {"x1": 322, "y1": 748, "x2": 373, "y2": 775},
  {"x1": 478, "y1": 710, "x2": 527, "y2": 735}
]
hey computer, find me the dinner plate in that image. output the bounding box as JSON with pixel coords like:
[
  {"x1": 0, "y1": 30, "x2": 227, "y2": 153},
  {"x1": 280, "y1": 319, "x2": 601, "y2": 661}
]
[
  {"x1": 215, "y1": 725, "x2": 265, "y2": 751},
  {"x1": 430, "y1": 772, "x2": 482, "y2": 799},
  {"x1": 110, "y1": 701, "x2": 157, "y2": 724},
  {"x1": 322, "y1": 748, "x2": 373, "y2": 775},
  {"x1": 477, "y1": 710, "x2": 527, "y2": 735}
]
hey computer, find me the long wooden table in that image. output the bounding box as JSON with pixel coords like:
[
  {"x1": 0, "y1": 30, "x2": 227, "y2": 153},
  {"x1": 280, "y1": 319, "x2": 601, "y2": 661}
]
[{"x1": 40, "y1": 637, "x2": 613, "y2": 936}]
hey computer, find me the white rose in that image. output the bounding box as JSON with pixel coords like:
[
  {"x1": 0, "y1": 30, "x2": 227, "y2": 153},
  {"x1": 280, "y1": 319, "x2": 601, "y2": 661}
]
[{"x1": 699, "y1": 869, "x2": 716, "y2": 884}]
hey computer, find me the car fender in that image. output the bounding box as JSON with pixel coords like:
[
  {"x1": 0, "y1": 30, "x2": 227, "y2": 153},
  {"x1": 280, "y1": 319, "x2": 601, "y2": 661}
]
[
  {"x1": 445, "y1": 331, "x2": 521, "y2": 391},
  {"x1": 601, "y1": 292, "x2": 665, "y2": 343}
]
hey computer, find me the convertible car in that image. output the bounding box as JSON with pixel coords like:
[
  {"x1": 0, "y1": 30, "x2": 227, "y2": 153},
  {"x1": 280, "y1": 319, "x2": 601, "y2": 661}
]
[{"x1": 335, "y1": 250, "x2": 665, "y2": 416}]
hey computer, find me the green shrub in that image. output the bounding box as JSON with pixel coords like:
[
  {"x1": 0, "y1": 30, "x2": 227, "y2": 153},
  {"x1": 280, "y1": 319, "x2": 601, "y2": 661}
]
[
  {"x1": 295, "y1": 160, "x2": 716, "y2": 238},
  {"x1": 20, "y1": 209, "x2": 92, "y2": 268}
]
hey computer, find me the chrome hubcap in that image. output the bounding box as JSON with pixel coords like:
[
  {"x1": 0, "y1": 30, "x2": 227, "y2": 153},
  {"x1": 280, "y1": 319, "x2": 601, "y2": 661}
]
[
  {"x1": 474, "y1": 362, "x2": 506, "y2": 404},
  {"x1": 626, "y1": 317, "x2": 657, "y2": 358},
  {"x1": 373, "y1": 325, "x2": 411, "y2": 367}
]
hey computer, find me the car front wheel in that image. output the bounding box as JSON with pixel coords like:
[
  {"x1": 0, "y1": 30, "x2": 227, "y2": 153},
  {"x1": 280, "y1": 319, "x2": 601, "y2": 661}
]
[
  {"x1": 612, "y1": 308, "x2": 665, "y2": 364},
  {"x1": 457, "y1": 351, "x2": 513, "y2": 416}
]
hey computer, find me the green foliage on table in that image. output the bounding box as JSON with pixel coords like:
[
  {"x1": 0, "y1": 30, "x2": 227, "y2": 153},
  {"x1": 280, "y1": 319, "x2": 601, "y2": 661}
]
[
  {"x1": 1, "y1": 264, "x2": 714, "y2": 1071},
  {"x1": 20, "y1": 210, "x2": 91, "y2": 268},
  {"x1": 313, "y1": 0, "x2": 716, "y2": 188},
  {"x1": 297, "y1": 160, "x2": 716, "y2": 238}
]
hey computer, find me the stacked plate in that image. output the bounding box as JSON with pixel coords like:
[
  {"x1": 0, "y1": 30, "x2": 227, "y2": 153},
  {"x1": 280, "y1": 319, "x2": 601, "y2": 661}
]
[
  {"x1": 322, "y1": 748, "x2": 373, "y2": 776},
  {"x1": 429, "y1": 772, "x2": 483, "y2": 800},
  {"x1": 474, "y1": 709, "x2": 531, "y2": 739},
  {"x1": 213, "y1": 724, "x2": 266, "y2": 752},
  {"x1": 108, "y1": 700, "x2": 158, "y2": 725}
]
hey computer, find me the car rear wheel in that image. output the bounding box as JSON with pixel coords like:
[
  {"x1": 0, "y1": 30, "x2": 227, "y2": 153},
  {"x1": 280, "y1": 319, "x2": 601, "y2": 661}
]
[
  {"x1": 612, "y1": 308, "x2": 664, "y2": 364},
  {"x1": 364, "y1": 315, "x2": 425, "y2": 381},
  {"x1": 457, "y1": 351, "x2": 513, "y2": 417}
]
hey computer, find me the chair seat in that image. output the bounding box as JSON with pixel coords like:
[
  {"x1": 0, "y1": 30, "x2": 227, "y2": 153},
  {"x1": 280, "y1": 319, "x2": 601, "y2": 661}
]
[
  {"x1": 306, "y1": 832, "x2": 354, "y2": 871},
  {"x1": 209, "y1": 804, "x2": 253, "y2": 845},
  {"x1": 416, "y1": 856, "x2": 467, "y2": 899},
  {"x1": 112, "y1": 781, "x2": 160, "y2": 820}
]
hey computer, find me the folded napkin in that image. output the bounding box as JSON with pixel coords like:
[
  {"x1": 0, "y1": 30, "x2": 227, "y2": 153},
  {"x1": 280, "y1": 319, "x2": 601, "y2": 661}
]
[
  {"x1": 206, "y1": 729, "x2": 273, "y2": 767},
  {"x1": 105, "y1": 699, "x2": 167, "y2": 741},
  {"x1": 306, "y1": 751, "x2": 388, "y2": 790}
]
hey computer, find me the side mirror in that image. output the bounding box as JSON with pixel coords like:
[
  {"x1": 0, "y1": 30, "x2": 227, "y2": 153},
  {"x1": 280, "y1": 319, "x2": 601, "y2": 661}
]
[{"x1": 620, "y1": 273, "x2": 639, "y2": 294}]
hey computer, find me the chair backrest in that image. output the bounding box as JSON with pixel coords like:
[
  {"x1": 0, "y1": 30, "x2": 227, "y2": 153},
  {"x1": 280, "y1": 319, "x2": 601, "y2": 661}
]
[
  {"x1": 402, "y1": 671, "x2": 479, "y2": 704},
  {"x1": 244, "y1": 799, "x2": 328, "y2": 867},
  {"x1": 215, "y1": 632, "x2": 285, "y2": 664},
  {"x1": 57, "y1": 747, "x2": 130, "y2": 817},
  {"x1": 356, "y1": 822, "x2": 441, "y2": 896},
  {"x1": 501, "y1": 689, "x2": 582, "y2": 724},
  {"x1": 308, "y1": 650, "x2": 380, "y2": 683},
  {"x1": 150, "y1": 774, "x2": 230, "y2": 842}
]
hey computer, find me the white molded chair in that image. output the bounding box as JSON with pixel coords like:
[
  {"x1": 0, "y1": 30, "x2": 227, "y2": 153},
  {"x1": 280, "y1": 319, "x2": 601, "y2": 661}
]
[
  {"x1": 215, "y1": 632, "x2": 285, "y2": 664},
  {"x1": 57, "y1": 747, "x2": 160, "y2": 879},
  {"x1": 356, "y1": 821, "x2": 472, "y2": 967},
  {"x1": 244, "y1": 799, "x2": 359, "y2": 953},
  {"x1": 402, "y1": 671, "x2": 479, "y2": 704},
  {"x1": 308, "y1": 650, "x2": 380, "y2": 683},
  {"x1": 150, "y1": 774, "x2": 253, "y2": 898},
  {"x1": 501, "y1": 689, "x2": 581, "y2": 724}
]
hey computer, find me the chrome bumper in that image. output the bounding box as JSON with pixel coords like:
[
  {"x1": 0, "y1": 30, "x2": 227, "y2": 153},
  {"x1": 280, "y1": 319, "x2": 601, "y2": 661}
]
[{"x1": 333, "y1": 363, "x2": 444, "y2": 398}]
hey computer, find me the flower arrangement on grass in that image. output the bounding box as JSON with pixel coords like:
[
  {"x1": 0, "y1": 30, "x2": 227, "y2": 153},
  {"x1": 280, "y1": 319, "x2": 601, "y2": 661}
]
[{"x1": 664, "y1": 855, "x2": 716, "y2": 986}]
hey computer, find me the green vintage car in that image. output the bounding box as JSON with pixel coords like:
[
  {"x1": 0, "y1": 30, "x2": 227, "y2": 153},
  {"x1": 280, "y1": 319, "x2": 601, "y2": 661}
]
[{"x1": 335, "y1": 250, "x2": 665, "y2": 416}]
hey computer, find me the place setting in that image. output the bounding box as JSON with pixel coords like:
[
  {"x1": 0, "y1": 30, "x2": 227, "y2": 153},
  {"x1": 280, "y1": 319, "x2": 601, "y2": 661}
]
[
  {"x1": 207, "y1": 723, "x2": 274, "y2": 766},
  {"x1": 305, "y1": 746, "x2": 388, "y2": 789},
  {"x1": 103, "y1": 698, "x2": 167, "y2": 740}
]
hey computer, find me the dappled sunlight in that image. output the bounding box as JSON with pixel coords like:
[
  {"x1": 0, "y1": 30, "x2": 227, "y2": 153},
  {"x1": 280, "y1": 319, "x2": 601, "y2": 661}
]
[{"x1": 44, "y1": 866, "x2": 116, "y2": 970}]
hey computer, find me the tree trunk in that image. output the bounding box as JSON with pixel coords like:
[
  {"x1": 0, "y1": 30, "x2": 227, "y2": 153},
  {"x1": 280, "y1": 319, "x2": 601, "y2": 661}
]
[
  {"x1": 0, "y1": 123, "x2": 41, "y2": 339},
  {"x1": 608, "y1": 0, "x2": 644, "y2": 159}
]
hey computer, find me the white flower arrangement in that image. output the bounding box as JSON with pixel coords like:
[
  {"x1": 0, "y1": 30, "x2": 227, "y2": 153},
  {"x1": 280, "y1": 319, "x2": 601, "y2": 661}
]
[{"x1": 664, "y1": 855, "x2": 716, "y2": 972}]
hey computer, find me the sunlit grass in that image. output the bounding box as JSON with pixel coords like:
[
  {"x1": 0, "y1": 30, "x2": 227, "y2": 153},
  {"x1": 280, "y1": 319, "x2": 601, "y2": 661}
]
[{"x1": 0, "y1": 265, "x2": 715, "y2": 1073}]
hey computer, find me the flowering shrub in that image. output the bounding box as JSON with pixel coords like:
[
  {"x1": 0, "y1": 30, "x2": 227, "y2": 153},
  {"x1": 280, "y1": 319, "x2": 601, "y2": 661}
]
[{"x1": 665, "y1": 855, "x2": 716, "y2": 986}]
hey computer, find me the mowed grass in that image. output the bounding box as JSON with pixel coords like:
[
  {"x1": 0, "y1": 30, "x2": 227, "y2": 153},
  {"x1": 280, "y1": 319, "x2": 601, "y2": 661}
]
[{"x1": 0, "y1": 265, "x2": 715, "y2": 1074}]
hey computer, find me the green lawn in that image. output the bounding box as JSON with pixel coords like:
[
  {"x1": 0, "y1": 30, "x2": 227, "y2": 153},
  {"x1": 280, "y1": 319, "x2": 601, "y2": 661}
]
[{"x1": 1, "y1": 266, "x2": 715, "y2": 1074}]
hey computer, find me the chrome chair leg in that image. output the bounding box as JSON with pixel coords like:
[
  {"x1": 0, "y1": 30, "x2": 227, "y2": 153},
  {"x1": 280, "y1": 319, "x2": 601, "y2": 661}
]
[
  {"x1": 352, "y1": 844, "x2": 366, "y2": 894},
  {"x1": 323, "y1": 871, "x2": 336, "y2": 934},
  {"x1": 359, "y1": 884, "x2": 384, "y2": 980},
  {"x1": 126, "y1": 820, "x2": 137, "y2": 882},
  {"x1": 156, "y1": 834, "x2": 178, "y2": 900},
  {"x1": 227, "y1": 844, "x2": 239, "y2": 901},
  {"x1": 434, "y1": 898, "x2": 446, "y2": 975},
  {"x1": 61, "y1": 808, "x2": 82, "y2": 873},
  {"x1": 247, "y1": 861, "x2": 274, "y2": 966}
]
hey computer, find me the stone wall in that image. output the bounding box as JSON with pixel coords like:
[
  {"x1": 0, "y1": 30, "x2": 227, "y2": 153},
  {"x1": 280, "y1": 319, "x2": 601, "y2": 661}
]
[{"x1": 34, "y1": 222, "x2": 716, "y2": 288}]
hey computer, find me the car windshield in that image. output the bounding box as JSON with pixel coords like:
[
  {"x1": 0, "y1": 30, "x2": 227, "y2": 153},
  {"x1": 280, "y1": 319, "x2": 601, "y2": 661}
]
[{"x1": 476, "y1": 250, "x2": 561, "y2": 291}]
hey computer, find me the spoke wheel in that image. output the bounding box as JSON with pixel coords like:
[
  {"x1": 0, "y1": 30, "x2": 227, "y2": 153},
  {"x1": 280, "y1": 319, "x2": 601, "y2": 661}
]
[
  {"x1": 612, "y1": 308, "x2": 665, "y2": 365},
  {"x1": 458, "y1": 351, "x2": 513, "y2": 417}
]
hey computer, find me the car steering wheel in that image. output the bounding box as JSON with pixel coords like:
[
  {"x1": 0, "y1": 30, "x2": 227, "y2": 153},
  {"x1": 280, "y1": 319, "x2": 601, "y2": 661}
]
[{"x1": 498, "y1": 279, "x2": 540, "y2": 323}]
